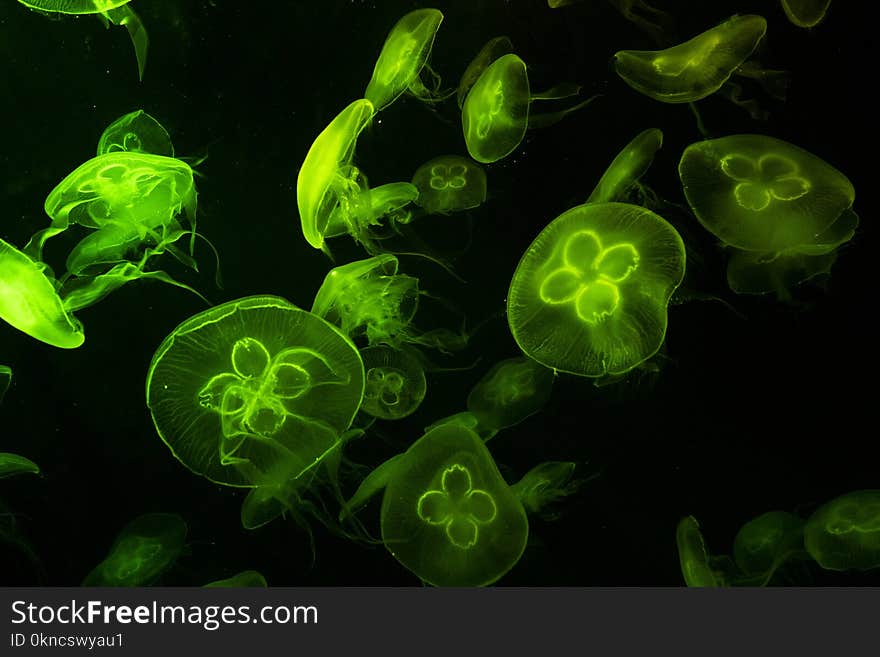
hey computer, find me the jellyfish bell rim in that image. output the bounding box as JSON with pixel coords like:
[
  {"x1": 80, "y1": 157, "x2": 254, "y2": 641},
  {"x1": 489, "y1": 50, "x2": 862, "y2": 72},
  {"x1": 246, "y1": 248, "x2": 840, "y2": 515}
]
[{"x1": 17, "y1": 0, "x2": 133, "y2": 15}]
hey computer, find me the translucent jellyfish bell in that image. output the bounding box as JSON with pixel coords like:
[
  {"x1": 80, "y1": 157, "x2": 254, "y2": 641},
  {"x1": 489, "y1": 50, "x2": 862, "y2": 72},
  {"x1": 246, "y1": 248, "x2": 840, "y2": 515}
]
[
  {"x1": 587, "y1": 128, "x2": 663, "y2": 204},
  {"x1": 0, "y1": 453, "x2": 40, "y2": 479},
  {"x1": 780, "y1": 0, "x2": 833, "y2": 28},
  {"x1": 613, "y1": 15, "x2": 766, "y2": 103},
  {"x1": 804, "y1": 490, "x2": 880, "y2": 572},
  {"x1": 360, "y1": 345, "x2": 427, "y2": 420},
  {"x1": 507, "y1": 202, "x2": 685, "y2": 378},
  {"x1": 297, "y1": 99, "x2": 375, "y2": 253},
  {"x1": 0, "y1": 366, "x2": 11, "y2": 404},
  {"x1": 467, "y1": 357, "x2": 554, "y2": 438},
  {"x1": 411, "y1": 155, "x2": 487, "y2": 215},
  {"x1": 97, "y1": 109, "x2": 175, "y2": 157},
  {"x1": 457, "y1": 36, "x2": 514, "y2": 109},
  {"x1": 676, "y1": 515, "x2": 726, "y2": 587},
  {"x1": 146, "y1": 296, "x2": 365, "y2": 488},
  {"x1": 732, "y1": 511, "x2": 805, "y2": 581}
]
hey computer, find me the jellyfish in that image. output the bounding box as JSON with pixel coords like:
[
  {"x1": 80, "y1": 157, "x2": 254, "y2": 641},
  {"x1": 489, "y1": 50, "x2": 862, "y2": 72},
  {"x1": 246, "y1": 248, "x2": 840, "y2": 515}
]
[
  {"x1": 804, "y1": 490, "x2": 880, "y2": 572},
  {"x1": 16, "y1": 0, "x2": 149, "y2": 80},
  {"x1": 97, "y1": 109, "x2": 175, "y2": 157},
  {"x1": 324, "y1": 182, "x2": 419, "y2": 243},
  {"x1": 507, "y1": 202, "x2": 685, "y2": 378},
  {"x1": 364, "y1": 9, "x2": 448, "y2": 112},
  {"x1": 204, "y1": 570, "x2": 267, "y2": 587},
  {"x1": 676, "y1": 515, "x2": 727, "y2": 587},
  {"x1": 587, "y1": 128, "x2": 663, "y2": 204},
  {"x1": 82, "y1": 513, "x2": 187, "y2": 586},
  {"x1": 411, "y1": 155, "x2": 487, "y2": 215},
  {"x1": 509, "y1": 461, "x2": 582, "y2": 520},
  {"x1": 613, "y1": 15, "x2": 767, "y2": 104},
  {"x1": 462, "y1": 53, "x2": 599, "y2": 164},
  {"x1": 466, "y1": 357, "x2": 554, "y2": 438},
  {"x1": 146, "y1": 295, "x2": 365, "y2": 491},
  {"x1": 360, "y1": 345, "x2": 427, "y2": 420},
  {"x1": 0, "y1": 453, "x2": 40, "y2": 479},
  {"x1": 780, "y1": 0, "x2": 832, "y2": 28},
  {"x1": 297, "y1": 99, "x2": 375, "y2": 254},
  {"x1": 548, "y1": 0, "x2": 675, "y2": 46},
  {"x1": 0, "y1": 237, "x2": 85, "y2": 349},
  {"x1": 732, "y1": 511, "x2": 806, "y2": 583},
  {"x1": 457, "y1": 36, "x2": 514, "y2": 109},
  {"x1": 0, "y1": 366, "x2": 11, "y2": 404}
]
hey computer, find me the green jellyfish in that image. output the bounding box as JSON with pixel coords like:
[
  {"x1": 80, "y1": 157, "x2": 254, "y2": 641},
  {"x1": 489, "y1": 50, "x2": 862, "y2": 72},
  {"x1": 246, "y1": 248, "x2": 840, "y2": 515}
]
[
  {"x1": 466, "y1": 357, "x2": 554, "y2": 438},
  {"x1": 804, "y1": 490, "x2": 880, "y2": 572},
  {"x1": 204, "y1": 570, "x2": 267, "y2": 587},
  {"x1": 423, "y1": 411, "x2": 481, "y2": 435},
  {"x1": 0, "y1": 453, "x2": 40, "y2": 479},
  {"x1": 17, "y1": 0, "x2": 149, "y2": 81},
  {"x1": 509, "y1": 461, "x2": 582, "y2": 520},
  {"x1": 457, "y1": 36, "x2": 514, "y2": 109},
  {"x1": 297, "y1": 99, "x2": 375, "y2": 254},
  {"x1": 97, "y1": 109, "x2": 175, "y2": 157},
  {"x1": 82, "y1": 513, "x2": 187, "y2": 586},
  {"x1": 324, "y1": 182, "x2": 419, "y2": 241},
  {"x1": 732, "y1": 511, "x2": 805, "y2": 582},
  {"x1": 587, "y1": 128, "x2": 663, "y2": 204},
  {"x1": 676, "y1": 515, "x2": 726, "y2": 587},
  {"x1": 780, "y1": 0, "x2": 832, "y2": 28},
  {"x1": 507, "y1": 202, "x2": 685, "y2": 378},
  {"x1": 146, "y1": 296, "x2": 365, "y2": 489},
  {"x1": 364, "y1": 9, "x2": 446, "y2": 112},
  {"x1": 0, "y1": 237, "x2": 85, "y2": 349},
  {"x1": 411, "y1": 155, "x2": 487, "y2": 215},
  {"x1": 360, "y1": 345, "x2": 427, "y2": 420},
  {"x1": 0, "y1": 366, "x2": 11, "y2": 403},
  {"x1": 462, "y1": 53, "x2": 598, "y2": 164},
  {"x1": 613, "y1": 15, "x2": 766, "y2": 103}
]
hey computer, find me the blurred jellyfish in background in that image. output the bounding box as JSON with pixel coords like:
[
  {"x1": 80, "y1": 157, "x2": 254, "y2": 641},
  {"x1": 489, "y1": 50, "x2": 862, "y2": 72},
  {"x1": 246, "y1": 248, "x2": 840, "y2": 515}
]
[
  {"x1": 587, "y1": 128, "x2": 664, "y2": 205},
  {"x1": 732, "y1": 511, "x2": 807, "y2": 585},
  {"x1": 359, "y1": 345, "x2": 427, "y2": 421},
  {"x1": 0, "y1": 453, "x2": 40, "y2": 479},
  {"x1": 676, "y1": 515, "x2": 730, "y2": 587},
  {"x1": 780, "y1": 0, "x2": 833, "y2": 28},
  {"x1": 548, "y1": 0, "x2": 676, "y2": 46},
  {"x1": 0, "y1": 366, "x2": 12, "y2": 404},
  {"x1": 804, "y1": 490, "x2": 880, "y2": 572},
  {"x1": 411, "y1": 155, "x2": 487, "y2": 216},
  {"x1": 203, "y1": 570, "x2": 267, "y2": 587}
]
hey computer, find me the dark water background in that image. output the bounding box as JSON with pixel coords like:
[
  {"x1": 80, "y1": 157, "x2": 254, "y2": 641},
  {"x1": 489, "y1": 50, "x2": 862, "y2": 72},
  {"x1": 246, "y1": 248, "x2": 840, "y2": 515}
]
[{"x1": 0, "y1": 0, "x2": 874, "y2": 585}]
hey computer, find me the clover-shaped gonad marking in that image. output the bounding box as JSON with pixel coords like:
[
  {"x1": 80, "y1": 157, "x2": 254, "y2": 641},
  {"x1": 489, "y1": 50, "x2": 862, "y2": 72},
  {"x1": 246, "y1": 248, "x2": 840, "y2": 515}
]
[
  {"x1": 721, "y1": 153, "x2": 811, "y2": 211},
  {"x1": 429, "y1": 164, "x2": 468, "y2": 191},
  {"x1": 417, "y1": 464, "x2": 498, "y2": 549}
]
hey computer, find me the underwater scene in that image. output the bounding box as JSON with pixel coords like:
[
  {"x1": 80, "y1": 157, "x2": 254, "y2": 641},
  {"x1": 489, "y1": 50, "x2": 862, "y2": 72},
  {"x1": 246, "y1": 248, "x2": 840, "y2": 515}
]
[{"x1": 0, "y1": 0, "x2": 875, "y2": 586}]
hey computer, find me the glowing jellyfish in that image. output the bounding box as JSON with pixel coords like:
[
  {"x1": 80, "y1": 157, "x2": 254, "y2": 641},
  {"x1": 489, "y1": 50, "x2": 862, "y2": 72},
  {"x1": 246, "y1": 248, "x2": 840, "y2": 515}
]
[
  {"x1": 365, "y1": 9, "x2": 446, "y2": 112},
  {"x1": 97, "y1": 109, "x2": 174, "y2": 157},
  {"x1": 204, "y1": 570, "x2": 267, "y2": 587},
  {"x1": 0, "y1": 366, "x2": 11, "y2": 403},
  {"x1": 781, "y1": 0, "x2": 832, "y2": 28},
  {"x1": 411, "y1": 155, "x2": 487, "y2": 215},
  {"x1": 587, "y1": 128, "x2": 663, "y2": 204},
  {"x1": 0, "y1": 453, "x2": 40, "y2": 479},
  {"x1": 804, "y1": 490, "x2": 880, "y2": 572},
  {"x1": 462, "y1": 53, "x2": 598, "y2": 164},
  {"x1": 360, "y1": 345, "x2": 427, "y2": 420},
  {"x1": 380, "y1": 423, "x2": 528, "y2": 586},
  {"x1": 676, "y1": 515, "x2": 725, "y2": 587},
  {"x1": 457, "y1": 36, "x2": 514, "y2": 108},
  {"x1": 82, "y1": 513, "x2": 187, "y2": 586},
  {"x1": 507, "y1": 202, "x2": 685, "y2": 377},
  {"x1": 613, "y1": 15, "x2": 766, "y2": 103},
  {"x1": 732, "y1": 511, "x2": 805, "y2": 581},
  {"x1": 146, "y1": 296, "x2": 365, "y2": 489},
  {"x1": 467, "y1": 357, "x2": 553, "y2": 438},
  {"x1": 17, "y1": 0, "x2": 149, "y2": 80},
  {"x1": 510, "y1": 461, "x2": 581, "y2": 519},
  {"x1": 324, "y1": 182, "x2": 419, "y2": 241},
  {"x1": 0, "y1": 237, "x2": 85, "y2": 349},
  {"x1": 297, "y1": 99, "x2": 375, "y2": 254}
]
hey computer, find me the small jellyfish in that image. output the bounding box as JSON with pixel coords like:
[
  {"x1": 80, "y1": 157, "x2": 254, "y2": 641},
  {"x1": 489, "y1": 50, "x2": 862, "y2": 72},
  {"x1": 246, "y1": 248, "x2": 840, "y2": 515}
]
[
  {"x1": 146, "y1": 296, "x2": 365, "y2": 489},
  {"x1": 324, "y1": 182, "x2": 419, "y2": 241},
  {"x1": 360, "y1": 345, "x2": 427, "y2": 420},
  {"x1": 0, "y1": 237, "x2": 85, "y2": 349},
  {"x1": 804, "y1": 490, "x2": 880, "y2": 572},
  {"x1": 411, "y1": 155, "x2": 487, "y2": 215},
  {"x1": 97, "y1": 109, "x2": 175, "y2": 157},
  {"x1": 732, "y1": 511, "x2": 805, "y2": 582},
  {"x1": 297, "y1": 99, "x2": 375, "y2": 254},
  {"x1": 17, "y1": 0, "x2": 149, "y2": 80},
  {"x1": 507, "y1": 202, "x2": 685, "y2": 378},
  {"x1": 203, "y1": 570, "x2": 267, "y2": 587},
  {"x1": 0, "y1": 453, "x2": 40, "y2": 479},
  {"x1": 0, "y1": 366, "x2": 11, "y2": 404},
  {"x1": 82, "y1": 513, "x2": 187, "y2": 586},
  {"x1": 457, "y1": 36, "x2": 514, "y2": 109},
  {"x1": 587, "y1": 128, "x2": 663, "y2": 204},
  {"x1": 466, "y1": 357, "x2": 554, "y2": 438},
  {"x1": 676, "y1": 515, "x2": 725, "y2": 587},
  {"x1": 509, "y1": 461, "x2": 582, "y2": 519},
  {"x1": 613, "y1": 15, "x2": 766, "y2": 103},
  {"x1": 365, "y1": 9, "x2": 447, "y2": 112},
  {"x1": 780, "y1": 0, "x2": 833, "y2": 28}
]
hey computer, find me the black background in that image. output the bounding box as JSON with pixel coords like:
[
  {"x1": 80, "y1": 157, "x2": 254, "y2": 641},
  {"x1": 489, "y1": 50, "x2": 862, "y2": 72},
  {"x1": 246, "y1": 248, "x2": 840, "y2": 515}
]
[{"x1": 0, "y1": 0, "x2": 874, "y2": 586}]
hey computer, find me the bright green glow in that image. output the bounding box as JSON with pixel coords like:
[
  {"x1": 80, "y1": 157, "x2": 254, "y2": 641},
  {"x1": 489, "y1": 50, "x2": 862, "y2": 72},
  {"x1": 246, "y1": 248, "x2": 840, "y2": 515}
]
[
  {"x1": 613, "y1": 15, "x2": 766, "y2": 103},
  {"x1": 341, "y1": 453, "x2": 405, "y2": 520},
  {"x1": 82, "y1": 513, "x2": 187, "y2": 586},
  {"x1": 462, "y1": 54, "x2": 530, "y2": 164},
  {"x1": 360, "y1": 345, "x2": 427, "y2": 420},
  {"x1": 146, "y1": 296, "x2": 365, "y2": 488},
  {"x1": 733, "y1": 511, "x2": 805, "y2": 579},
  {"x1": 97, "y1": 109, "x2": 174, "y2": 157},
  {"x1": 380, "y1": 423, "x2": 528, "y2": 586},
  {"x1": 17, "y1": 0, "x2": 130, "y2": 14},
  {"x1": 411, "y1": 155, "x2": 487, "y2": 215},
  {"x1": 457, "y1": 36, "x2": 514, "y2": 109},
  {"x1": 297, "y1": 99, "x2": 375, "y2": 252},
  {"x1": 467, "y1": 356, "x2": 553, "y2": 436},
  {"x1": 781, "y1": 0, "x2": 832, "y2": 28},
  {"x1": 510, "y1": 462, "x2": 579, "y2": 516},
  {"x1": 508, "y1": 202, "x2": 685, "y2": 377},
  {"x1": 587, "y1": 128, "x2": 663, "y2": 204},
  {"x1": 0, "y1": 453, "x2": 40, "y2": 479},
  {"x1": 0, "y1": 238, "x2": 85, "y2": 349},
  {"x1": 0, "y1": 366, "x2": 11, "y2": 403},
  {"x1": 804, "y1": 490, "x2": 880, "y2": 571},
  {"x1": 424, "y1": 411, "x2": 480, "y2": 434},
  {"x1": 325, "y1": 182, "x2": 419, "y2": 240},
  {"x1": 204, "y1": 570, "x2": 267, "y2": 587},
  {"x1": 679, "y1": 135, "x2": 855, "y2": 253},
  {"x1": 676, "y1": 515, "x2": 723, "y2": 587},
  {"x1": 365, "y1": 9, "x2": 444, "y2": 112}
]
